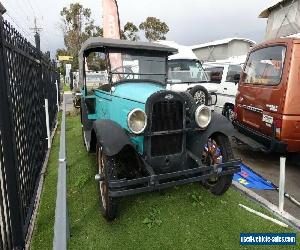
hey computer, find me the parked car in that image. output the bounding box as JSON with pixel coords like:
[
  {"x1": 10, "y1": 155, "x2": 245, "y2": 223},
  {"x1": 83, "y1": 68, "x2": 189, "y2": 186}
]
[
  {"x1": 157, "y1": 41, "x2": 217, "y2": 106},
  {"x1": 73, "y1": 71, "x2": 108, "y2": 108},
  {"x1": 167, "y1": 59, "x2": 219, "y2": 105},
  {"x1": 234, "y1": 38, "x2": 300, "y2": 153},
  {"x1": 203, "y1": 62, "x2": 243, "y2": 120},
  {"x1": 79, "y1": 37, "x2": 240, "y2": 220}
]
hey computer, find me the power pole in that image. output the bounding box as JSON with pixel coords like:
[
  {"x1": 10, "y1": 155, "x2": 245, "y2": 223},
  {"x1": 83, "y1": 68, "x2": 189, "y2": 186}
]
[{"x1": 30, "y1": 17, "x2": 42, "y2": 50}]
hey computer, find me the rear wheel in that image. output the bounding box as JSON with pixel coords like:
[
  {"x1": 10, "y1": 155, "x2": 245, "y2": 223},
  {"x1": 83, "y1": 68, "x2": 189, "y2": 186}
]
[
  {"x1": 97, "y1": 143, "x2": 118, "y2": 221},
  {"x1": 202, "y1": 134, "x2": 234, "y2": 195}
]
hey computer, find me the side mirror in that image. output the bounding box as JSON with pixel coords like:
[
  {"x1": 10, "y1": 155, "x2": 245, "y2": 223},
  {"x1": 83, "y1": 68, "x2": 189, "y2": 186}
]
[{"x1": 233, "y1": 74, "x2": 240, "y2": 85}]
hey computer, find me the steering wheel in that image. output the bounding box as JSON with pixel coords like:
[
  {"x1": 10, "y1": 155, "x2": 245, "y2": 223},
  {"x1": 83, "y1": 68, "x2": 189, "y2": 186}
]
[{"x1": 111, "y1": 66, "x2": 134, "y2": 81}]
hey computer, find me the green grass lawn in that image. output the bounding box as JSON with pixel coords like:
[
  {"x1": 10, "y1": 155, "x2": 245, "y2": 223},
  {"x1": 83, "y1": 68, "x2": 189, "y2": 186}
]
[
  {"x1": 31, "y1": 114, "x2": 299, "y2": 250},
  {"x1": 63, "y1": 84, "x2": 70, "y2": 92}
]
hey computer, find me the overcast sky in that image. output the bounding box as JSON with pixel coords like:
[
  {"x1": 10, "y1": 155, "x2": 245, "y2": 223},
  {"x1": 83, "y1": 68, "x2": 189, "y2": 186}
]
[{"x1": 2, "y1": 0, "x2": 273, "y2": 57}]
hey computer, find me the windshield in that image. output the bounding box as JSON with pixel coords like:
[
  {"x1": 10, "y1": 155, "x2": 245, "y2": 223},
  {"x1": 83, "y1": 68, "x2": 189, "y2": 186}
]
[
  {"x1": 109, "y1": 50, "x2": 167, "y2": 84},
  {"x1": 242, "y1": 46, "x2": 286, "y2": 85},
  {"x1": 168, "y1": 59, "x2": 209, "y2": 83},
  {"x1": 86, "y1": 73, "x2": 107, "y2": 82},
  {"x1": 203, "y1": 66, "x2": 224, "y2": 83},
  {"x1": 85, "y1": 72, "x2": 108, "y2": 89}
]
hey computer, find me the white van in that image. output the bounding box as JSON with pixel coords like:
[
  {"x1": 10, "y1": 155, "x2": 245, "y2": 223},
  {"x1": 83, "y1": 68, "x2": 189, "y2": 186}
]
[
  {"x1": 157, "y1": 41, "x2": 218, "y2": 105},
  {"x1": 203, "y1": 62, "x2": 243, "y2": 120}
]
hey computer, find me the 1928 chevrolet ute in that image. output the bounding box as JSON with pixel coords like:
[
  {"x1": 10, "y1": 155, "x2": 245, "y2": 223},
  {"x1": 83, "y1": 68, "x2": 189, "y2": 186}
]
[{"x1": 79, "y1": 37, "x2": 240, "y2": 220}]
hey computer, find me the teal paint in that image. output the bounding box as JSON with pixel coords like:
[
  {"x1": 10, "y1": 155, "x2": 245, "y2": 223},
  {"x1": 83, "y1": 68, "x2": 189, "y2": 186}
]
[{"x1": 88, "y1": 82, "x2": 164, "y2": 154}]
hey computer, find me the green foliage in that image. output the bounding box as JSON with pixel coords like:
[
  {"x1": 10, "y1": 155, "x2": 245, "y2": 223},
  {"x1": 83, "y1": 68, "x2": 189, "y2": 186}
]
[
  {"x1": 189, "y1": 191, "x2": 204, "y2": 207},
  {"x1": 142, "y1": 206, "x2": 162, "y2": 228},
  {"x1": 122, "y1": 22, "x2": 139, "y2": 41},
  {"x1": 139, "y1": 17, "x2": 169, "y2": 42},
  {"x1": 86, "y1": 52, "x2": 106, "y2": 72},
  {"x1": 74, "y1": 174, "x2": 90, "y2": 190},
  {"x1": 59, "y1": 2, "x2": 171, "y2": 72},
  {"x1": 63, "y1": 84, "x2": 70, "y2": 92},
  {"x1": 60, "y1": 3, "x2": 102, "y2": 70}
]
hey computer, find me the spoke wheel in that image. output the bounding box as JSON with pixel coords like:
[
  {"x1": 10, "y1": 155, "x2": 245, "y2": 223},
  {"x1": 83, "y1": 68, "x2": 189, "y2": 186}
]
[
  {"x1": 189, "y1": 86, "x2": 209, "y2": 105},
  {"x1": 97, "y1": 144, "x2": 118, "y2": 221},
  {"x1": 194, "y1": 90, "x2": 207, "y2": 105},
  {"x1": 224, "y1": 105, "x2": 235, "y2": 122},
  {"x1": 202, "y1": 134, "x2": 234, "y2": 196}
]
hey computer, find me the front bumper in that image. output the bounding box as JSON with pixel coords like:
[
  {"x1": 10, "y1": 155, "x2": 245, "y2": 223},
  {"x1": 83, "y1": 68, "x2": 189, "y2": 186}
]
[{"x1": 107, "y1": 159, "x2": 241, "y2": 198}]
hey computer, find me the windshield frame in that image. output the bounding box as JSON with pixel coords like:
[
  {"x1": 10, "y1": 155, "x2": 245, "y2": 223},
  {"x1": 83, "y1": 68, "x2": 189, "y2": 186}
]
[
  {"x1": 106, "y1": 48, "x2": 169, "y2": 86},
  {"x1": 167, "y1": 59, "x2": 209, "y2": 84}
]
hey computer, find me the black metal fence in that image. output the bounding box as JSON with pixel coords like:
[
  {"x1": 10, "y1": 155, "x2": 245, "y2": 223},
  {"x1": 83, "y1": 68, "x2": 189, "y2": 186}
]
[{"x1": 0, "y1": 7, "x2": 59, "y2": 250}]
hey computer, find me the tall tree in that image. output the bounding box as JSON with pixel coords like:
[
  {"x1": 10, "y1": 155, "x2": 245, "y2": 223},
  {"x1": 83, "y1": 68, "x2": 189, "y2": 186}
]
[
  {"x1": 139, "y1": 17, "x2": 169, "y2": 42},
  {"x1": 122, "y1": 22, "x2": 139, "y2": 41},
  {"x1": 60, "y1": 3, "x2": 100, "y2": 70}
]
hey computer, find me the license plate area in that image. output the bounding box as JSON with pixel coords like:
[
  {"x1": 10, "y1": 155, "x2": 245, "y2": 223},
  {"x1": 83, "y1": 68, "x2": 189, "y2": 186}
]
[{"x1": 243, "y1": 109, "x2": 261, "y2": 129}]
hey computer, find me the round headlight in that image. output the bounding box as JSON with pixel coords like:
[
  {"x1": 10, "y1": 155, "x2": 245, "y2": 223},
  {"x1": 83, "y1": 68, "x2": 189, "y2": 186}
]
[
  {"x1": 127, "y1": 109, "x2": 147, "y2": 134},
  {"x1": 195, "y1": 105, "x2": 211, "y2": 128}
]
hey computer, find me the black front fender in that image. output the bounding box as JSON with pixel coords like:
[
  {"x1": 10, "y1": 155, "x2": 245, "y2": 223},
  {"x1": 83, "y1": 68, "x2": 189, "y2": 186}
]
[
  {"x1": 93, "y1": 120, "x2": 133, "y2": 156},
  {"x1": 187, "y1": 112, "x2": 234, "y2": 156}
]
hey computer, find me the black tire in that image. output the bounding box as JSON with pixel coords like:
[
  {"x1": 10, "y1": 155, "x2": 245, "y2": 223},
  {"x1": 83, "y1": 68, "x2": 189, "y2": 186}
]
[
  {"x1": 189, "y1": 86, "x2": 209, "y2": 105},
  {"x1": 202, "y1": 134, "x2": 234, "y2": 196},
  {"x1": 96, "y1": 143, "x2": 118, "y2": 221},
  {"x1": 224, "y1": 105, "x2": 235, "y2": 122}
]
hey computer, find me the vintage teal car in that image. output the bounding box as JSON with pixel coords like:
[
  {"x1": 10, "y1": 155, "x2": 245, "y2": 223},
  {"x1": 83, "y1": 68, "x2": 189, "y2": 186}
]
[{"x1": 79, "y1": 37, "x2": 240, "y2": 220}]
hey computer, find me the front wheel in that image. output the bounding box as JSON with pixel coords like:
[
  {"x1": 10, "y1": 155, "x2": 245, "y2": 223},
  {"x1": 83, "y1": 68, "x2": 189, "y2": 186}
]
[
  {"x1": 202, "y1": 134, "x2": 234, "y2": 195},
  {"x1": 224, "y1": 105, "x2": 235, "y2": 122},
  {"x1": 97, "y1": 143, "x2": 118, "y2": 221}
]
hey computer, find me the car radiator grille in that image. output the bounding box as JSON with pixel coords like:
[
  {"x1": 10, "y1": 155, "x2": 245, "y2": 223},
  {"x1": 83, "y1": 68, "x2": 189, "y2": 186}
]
[{"x1": 151, "y1": 100, "x2": 183, "y2": 156}]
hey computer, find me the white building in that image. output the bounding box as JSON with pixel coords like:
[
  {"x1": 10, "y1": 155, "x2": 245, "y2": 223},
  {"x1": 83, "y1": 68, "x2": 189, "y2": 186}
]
[
  {"x1": 259, "y1": 0, "x2": 300, "y2": 40},
  {"x1": 190, "y1": 38, "x2": 256, "y2": 63},
  {"x1": 157, "y1": 40, "x2": 198, "y2": 60}
]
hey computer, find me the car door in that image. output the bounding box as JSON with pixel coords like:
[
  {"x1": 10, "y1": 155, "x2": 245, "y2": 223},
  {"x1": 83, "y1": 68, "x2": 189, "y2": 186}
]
[
  {"x1": 94, "y1": 89, "x2": 112, "y2": 119},
  {"x1": 218, "y1": 65, "x2": 241, "y2": 107},
  {"x1": 204, "y1": 66, "x2": 224, "y2": 112}
]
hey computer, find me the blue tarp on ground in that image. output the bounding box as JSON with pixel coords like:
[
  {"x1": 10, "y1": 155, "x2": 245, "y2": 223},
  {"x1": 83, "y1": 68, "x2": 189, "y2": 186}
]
[{"x1": 233, "y1": 164, "x2": 275, "y2": 190}]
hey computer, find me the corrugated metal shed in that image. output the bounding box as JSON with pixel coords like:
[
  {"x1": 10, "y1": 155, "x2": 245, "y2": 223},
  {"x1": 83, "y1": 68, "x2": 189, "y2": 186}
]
[
  {"x1": 190, "y1": 38, "x2": 255, "y2": 62},
  {"x1": 190, "y1": 37, "x2": 256, "y2": 50},
  {"x1": 259, "y1": 0, "x2": 286, "y2": 17},
  {"x1": 259, "y1": 0, "x2": 300, "y2": 39}
]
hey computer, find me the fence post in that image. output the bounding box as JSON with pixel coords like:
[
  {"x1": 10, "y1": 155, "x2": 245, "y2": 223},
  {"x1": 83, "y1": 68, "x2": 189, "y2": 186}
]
[
  {"x1": 45, "y1": 99, "x2": 51, "y2": 149},
  {"x1": 279, "y1": 157, "x2": 286, "y2": 213},
  {"x1": 0, "y1": 5, "x2": 24, "y2": 249},
  {"x1": 55, "y1": 80, "x2": 60, "y2": 113}
]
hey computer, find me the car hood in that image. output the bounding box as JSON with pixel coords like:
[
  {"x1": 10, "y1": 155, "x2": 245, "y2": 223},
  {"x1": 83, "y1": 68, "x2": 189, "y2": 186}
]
[
  {"x1": 112, "y1": 82, "x2": 165, "y2": 103},
  {"x1": 167, "y1": 82, "x2": 218, "y2": 93},
  {"x1": 198, "y1": 83, "x2": 218, "y2": 93}
]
